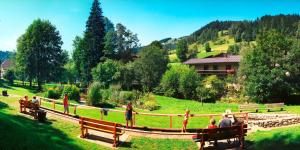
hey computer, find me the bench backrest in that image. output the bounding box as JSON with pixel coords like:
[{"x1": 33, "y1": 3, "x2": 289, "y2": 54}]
[
  {"x1": 239, "y1": 104, "x2": 259, "y2": 109},
  {"x1": 265, "y1": 103, "x2": 284, "y2": 108},
  {"x1": 79, "y1": 117, "x2": 123, "y2": 133},
  {"x1": 20, "y1": 100, "x2": 39, "y2": 109},
  {"x1": 197, "y1": 124, "x2": 247, "y2": 141}
]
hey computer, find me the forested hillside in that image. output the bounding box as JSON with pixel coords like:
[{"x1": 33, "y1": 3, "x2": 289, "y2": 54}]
[
  {"x1": 163, "y1": 14, "x2": 300, "y2": 62},
  {"x1": 0, "y1": 51, "x2": 14, "y2": 62}
]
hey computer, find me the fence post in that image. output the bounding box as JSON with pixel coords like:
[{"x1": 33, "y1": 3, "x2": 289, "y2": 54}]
[
  {"x1": 53, "y1": 101, "x2": 55, "y2": 110},
  {"x1": 169, "y1": 116, "x2": 173, "y2": 128},
  {"x1": 74, "y1": 105, "x2": 77, "y2": 115},
  {"x1": 245, "y1": 113, "x2": 248, "y2": 123},
  {"x1": 100, "y1": 109, "x2": 103, "y2": 120},
  {"x1": 133, "y1": 113, "x2": 136, "y2": 126},
  {"x1": 39, "y1": 99, "x2": 42, "y2": 106}
]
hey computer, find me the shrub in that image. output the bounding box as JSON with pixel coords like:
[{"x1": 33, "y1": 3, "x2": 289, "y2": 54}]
[
  {"x1": 4, "y1": 69, "x2": 15, "y2": 85},
  {"x1": 62, "y1": 85, "x2": 80, "y2": 101},
  {"x1": 45, "y1": 88, "x2": 60, "y2": 99},
  {"x1": 87, "y1": 82, "x2": 102, "y2": 106},
  {"x1": 100, "y1": 89, "x2": 111, "y2": 101},
  {"x1": 119, "y1": 91, "x2": 136, "y2": 102},
  {"x1": 160, "y1": 64, "x2": 200, "y2": 99},
  {"x1": 196, "y1": 75, "x2": 225, "y2": 102},
  {"x1": 139, "y1": 93, "x2": 159, "y2": 111}
]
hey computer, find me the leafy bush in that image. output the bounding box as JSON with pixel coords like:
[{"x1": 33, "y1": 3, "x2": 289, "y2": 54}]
[
  {"x1": 92, "y1": 59, "x2": 121, "y2": 88},
  {"x1": 4, "y1": 69, "x2": 15, "y2": 85},
  {"x1": 119, "y1": 91, "x2": 136, "y2": 102},
  {"x1": 87, "y1": 82, "x2": 102, "y2": 106},
  {"x1": 45, "y1": 89, "x2": 61, "y2": 99},
  {"x1": 100, "y1": 89, "x2": 111, "y2": 101},
  {"x1": 196, "y1": 75, "x2": 225, "y2": 102},
  {"x1": 139, "y1": 93, "x2": 159, "y2": 111},
  {"x1": 62, "y1": 85, "x2": 80, "y2": 101},
  {"x1": 44, "y1": 86, "x2": 63, "y2": 99},
  {"x1": 160, "y1": 64, "x2": 199, "y2": 99}
]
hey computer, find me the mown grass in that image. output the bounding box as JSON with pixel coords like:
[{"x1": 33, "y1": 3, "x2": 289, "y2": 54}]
[
  {"x1": 246, "y1": 125, "x2": 300, "y2": 150},
  {"x1": 2, "y1": 83, "x2": 300, "y2": 149}
]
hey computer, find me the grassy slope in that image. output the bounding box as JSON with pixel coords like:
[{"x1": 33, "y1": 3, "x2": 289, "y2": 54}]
[{"x1": 169, "y1": 31, "x2": 236, "y2": 62}]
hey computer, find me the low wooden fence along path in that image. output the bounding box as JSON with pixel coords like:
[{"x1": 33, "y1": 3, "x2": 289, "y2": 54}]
[{"x1": 38, "y1": 97, "x2": 249, "y2": 129}]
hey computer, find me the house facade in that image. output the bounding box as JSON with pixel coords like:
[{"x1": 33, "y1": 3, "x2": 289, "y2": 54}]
[
  {"x1": 184, "y1": 55, "x2": 240, "y2": 75},
  {"x1": 1, "y1": 59, "x2": 13, "y2": 78}
]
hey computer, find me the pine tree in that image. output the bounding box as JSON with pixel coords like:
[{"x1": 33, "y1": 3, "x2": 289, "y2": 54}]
[{"x1": 81, "y1": 0, "x2": 106, "y2": 84}]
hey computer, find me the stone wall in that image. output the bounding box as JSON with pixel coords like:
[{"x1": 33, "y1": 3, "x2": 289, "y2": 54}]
[{"x1": 248, "y1": 114, "x2": 300, "y2": 128}]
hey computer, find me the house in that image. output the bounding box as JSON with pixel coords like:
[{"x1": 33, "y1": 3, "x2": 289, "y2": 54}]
[
  {"x1": 1, "y1": 59, "x2": 13, "y2": 78},
  {"x1": 184, "y1": 55, "x2": 240, "y2": 75}
]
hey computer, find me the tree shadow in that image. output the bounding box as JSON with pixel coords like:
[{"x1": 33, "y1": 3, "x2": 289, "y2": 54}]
[
  {"x1": 0, "y1": 110, "x2": 84, "y2": 150},
  {"x1": 0, "y1": 101, "x2": 8, "y2": 109},
  {"x1": 249, "y1": 133, "x2": 300, "y2": 150}
]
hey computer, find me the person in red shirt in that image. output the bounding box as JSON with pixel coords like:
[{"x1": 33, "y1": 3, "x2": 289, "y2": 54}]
[
  {"x1": 125, "y1": 102, "x2": 138, "y2": 128},
  {"x1": 208, "y1": 118, "x2": 217, "y2": 129},
  {"x1": 63, "y1": 94, "x2": 69, "y2": 115}
]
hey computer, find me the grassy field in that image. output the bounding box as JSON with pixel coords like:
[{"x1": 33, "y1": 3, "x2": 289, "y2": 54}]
[{"x1": 2, "y1": 83, "x2": 300, "y2": 150}]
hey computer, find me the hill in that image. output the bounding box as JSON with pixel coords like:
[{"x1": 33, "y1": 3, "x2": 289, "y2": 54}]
[
  {"x1": 0, "y1": 50, "x2": 14, "y2": 62},
  {"x1": 162, "y1": 14, "x2": 300, "y2": 62}
]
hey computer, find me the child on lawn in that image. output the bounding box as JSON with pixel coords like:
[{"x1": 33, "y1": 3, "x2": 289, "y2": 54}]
[{"x1": 181, "y1": 109, "x2": 190, "y2": 133}]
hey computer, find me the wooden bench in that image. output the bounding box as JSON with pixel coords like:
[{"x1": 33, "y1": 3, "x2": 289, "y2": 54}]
[
  {"x1": 193, "y1": 124, "x2": 248, "y2": 150},
  {"x1": 19, "y1": 99, "x2": 40, "y2": 119},
  {"x1": 79, "y1": 117, "x2": 124, "y2": 147},
  {"x1": 239, "y1": 104, "x2": 259, "y2": 112},
  {"x1": 265, "y1": 103, "x2": 284, "y2": 112}
]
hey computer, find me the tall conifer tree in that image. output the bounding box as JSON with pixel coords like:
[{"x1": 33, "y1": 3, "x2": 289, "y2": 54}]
[{"x1": 81, "y1": 0, "x2": 106, "y2": 84}]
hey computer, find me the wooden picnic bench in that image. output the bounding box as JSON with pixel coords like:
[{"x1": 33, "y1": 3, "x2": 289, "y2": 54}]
[
  {"x1": 265, "y1": 103, "x2": 284, "y2": 112},
  {"x1": 19, "y1": 99, "x2": 40, "y2": 119},
  {"x1": 79, "y1": 117, "x2": 124, "y2": 147},
  {"x1": 239, "y1": 104, "x2": 259, "y2": 112},
  {"x1": 193, "y1": 124, "x2": 248, "y2": 150}
]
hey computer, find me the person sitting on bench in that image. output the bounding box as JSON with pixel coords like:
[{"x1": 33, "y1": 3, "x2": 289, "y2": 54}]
[
  {"x1": 208, "y1": 118, "x2": 217, "y2": 129},
  {"x1": 32, "y1": 96, "x2": 39, "y2": 105},
  {"x1": 219, "y1": 110, "x2": 232, "y2": 128}
]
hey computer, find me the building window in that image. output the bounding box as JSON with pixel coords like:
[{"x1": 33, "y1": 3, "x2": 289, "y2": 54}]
[
  {"x1": 213, "y1": 65, "x2": 218, "y2": 70},
  {"x1": 204, "y1": 65, "x2": 209, "y2": 70},
  {"x1": 226, "y1": 65, "x2": 232, "y2": 70}
]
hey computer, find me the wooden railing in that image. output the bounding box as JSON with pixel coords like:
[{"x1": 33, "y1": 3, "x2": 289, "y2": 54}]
[
  {"x1": 38, "y1": 97, "x2": 78, "y2": 115},
  {"x1": 38, "y1": 97, "x2": 248, "y2": 129}
]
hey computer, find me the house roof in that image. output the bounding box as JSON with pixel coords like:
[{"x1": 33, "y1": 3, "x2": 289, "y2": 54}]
[
  {"x1": 1, "y1": 60, "x2": 13, "y2": 69},
  {"x1": 184, "y1": 55, "x2": 241, "y2": 65}
]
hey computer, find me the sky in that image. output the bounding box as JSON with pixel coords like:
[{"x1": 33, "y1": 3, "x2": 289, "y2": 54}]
[{"x1": 1, "y1": 0, "x2": 300, "y2": 53}]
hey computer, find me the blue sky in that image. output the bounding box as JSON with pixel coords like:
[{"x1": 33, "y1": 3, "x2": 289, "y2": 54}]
[{"x1": 1, "y1": 0, "x2": 300, "y2": 53}]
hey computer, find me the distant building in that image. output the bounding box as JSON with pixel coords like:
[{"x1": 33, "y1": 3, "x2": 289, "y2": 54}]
[
  {"x1": 1, "y1": 59, "x2": 14, "y2": 78},
  {"x1": 184, "y1": 55, "x2": 240, "y2": 75}
]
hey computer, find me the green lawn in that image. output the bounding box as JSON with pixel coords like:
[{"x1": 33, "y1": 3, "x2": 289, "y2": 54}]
[
  {"x1": 246, "y1": 126, "x2": 300, "y2": 150},
  {"x1": 2, "y1": 83, "x2": 300, "y2": 150}
]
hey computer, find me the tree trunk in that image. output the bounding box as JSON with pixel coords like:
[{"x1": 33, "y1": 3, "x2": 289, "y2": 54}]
[
  {"x1": 38, "y1": 80, "x2": 42, "y2": 91},
  {"x1": 30, "y1": 80, "x2": 32, "y2": 87}
]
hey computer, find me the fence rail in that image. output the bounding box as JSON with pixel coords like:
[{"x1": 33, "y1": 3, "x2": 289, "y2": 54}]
[{"x1": 37, "y1": 96, "x2": 248, "y2": 129}]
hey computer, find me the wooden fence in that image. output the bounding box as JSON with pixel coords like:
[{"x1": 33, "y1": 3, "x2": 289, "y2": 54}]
[{"x1": 38, "y1": 97, "x2": 249, "y2": 129}]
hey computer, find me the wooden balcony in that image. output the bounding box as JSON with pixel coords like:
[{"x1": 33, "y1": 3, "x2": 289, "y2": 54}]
[{"x1": 196, "y1": 69, "x2": 236, "y2": 75}]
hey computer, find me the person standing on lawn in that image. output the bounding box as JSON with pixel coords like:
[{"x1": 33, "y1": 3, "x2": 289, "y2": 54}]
[
  {"x1": 181, "y1": 109, "x2": 190, "y2": 133},
  {"x1": 125, "y1": 102, "x2": 138, "y2": 128},
  {"x1": 63, "y1": 94, "x2": 69, "y2": 115}
]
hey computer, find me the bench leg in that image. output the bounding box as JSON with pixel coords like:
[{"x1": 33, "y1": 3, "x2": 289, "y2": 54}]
[
  {"x1": 200, "y1": 141, "x2": 205, "y2": 150},
  {"x1": 85, "y1": 128, "x2": 89, "y2": 137},
  {"x1": 240, "y1": 137, "x2": 244, "y2": 149},
  {"x1": 80, "y1": 128, "x2": 85, "y2": 138},
  {"x1": 113, "y1": 135, "x2": 117, "y2": 147}
]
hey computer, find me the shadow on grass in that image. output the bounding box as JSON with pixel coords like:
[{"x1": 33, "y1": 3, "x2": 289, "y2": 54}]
[
  {"x1": 250, "y1": 133, "x2": 300, "y2": 150},
  {"x1": 0, "y1": 101, "x2": 8, "y2": 109},
  {"x1": 0, "y1": 110, "x2": 83, "y2": 150}
]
